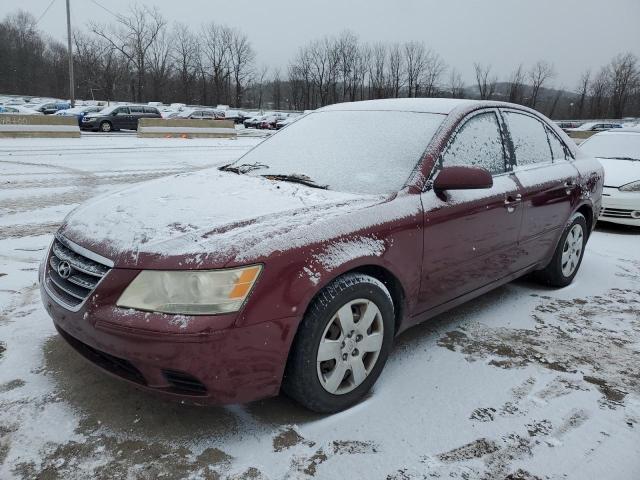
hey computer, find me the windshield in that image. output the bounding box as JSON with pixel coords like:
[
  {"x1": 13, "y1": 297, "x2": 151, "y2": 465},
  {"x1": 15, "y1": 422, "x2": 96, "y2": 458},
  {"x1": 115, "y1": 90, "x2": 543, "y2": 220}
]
[
  {"x1": 233, "y1": 110, "x2": 445, "y2": 194},
  {"x1": 581, "y1": 133, "x2": 640, "y2": 161}
]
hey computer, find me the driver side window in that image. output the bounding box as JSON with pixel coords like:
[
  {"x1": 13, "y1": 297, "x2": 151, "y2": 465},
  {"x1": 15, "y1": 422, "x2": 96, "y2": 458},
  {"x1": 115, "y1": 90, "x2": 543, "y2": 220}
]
[{"x1": 442, "y1": 112, "x2": 506, "y2": 175}]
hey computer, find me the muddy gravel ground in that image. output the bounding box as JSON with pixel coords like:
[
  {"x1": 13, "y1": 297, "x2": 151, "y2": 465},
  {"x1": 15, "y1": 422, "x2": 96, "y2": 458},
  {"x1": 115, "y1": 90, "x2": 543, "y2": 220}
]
[{"x1": 0, "y1": 135, "x2": 639, "y2": 479}]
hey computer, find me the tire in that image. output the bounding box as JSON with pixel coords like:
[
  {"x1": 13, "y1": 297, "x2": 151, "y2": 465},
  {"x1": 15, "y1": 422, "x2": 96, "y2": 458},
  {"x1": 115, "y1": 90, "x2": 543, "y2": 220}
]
[
  {"x1": 99, "y1": 121, "x2": 112, "y2": 133},
  {"x1": 535, "y1": 212, "x2": 587, "y2": 287},
  {"x1": 282, "y1": 273, "x2": 395, "y2": 413}
]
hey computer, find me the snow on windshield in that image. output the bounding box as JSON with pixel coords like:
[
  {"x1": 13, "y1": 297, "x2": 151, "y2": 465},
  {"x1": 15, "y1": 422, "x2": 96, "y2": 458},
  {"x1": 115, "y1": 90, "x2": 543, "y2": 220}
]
[
  {"x1": 236, "y1": 110, "x2": 445, "y2": 194},
  {"x1": 580, "y1": 133, "x2": 640, "y2": 160}
]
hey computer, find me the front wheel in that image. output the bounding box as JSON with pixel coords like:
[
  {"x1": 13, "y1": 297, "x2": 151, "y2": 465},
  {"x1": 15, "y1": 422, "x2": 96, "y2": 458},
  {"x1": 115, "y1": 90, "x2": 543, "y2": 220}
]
[
  {"x1": 536, "y1": 212, "x2": 587, "y2": 287},
  {"x1": 99, "y1": 121, "x2": 112, "y2": 133},
  {"x1": 282, "y1": 273, "x2": 395, "y2": 413}
]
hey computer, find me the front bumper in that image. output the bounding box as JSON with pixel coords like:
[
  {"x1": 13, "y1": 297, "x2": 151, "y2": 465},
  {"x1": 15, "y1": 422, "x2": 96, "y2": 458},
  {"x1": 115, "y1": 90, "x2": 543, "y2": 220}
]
[
  {"x1": 40, "y1": 257, "x2": 299, "y2": 405},
  {"x1": 80, "y1": 118, "x2": 99, "y2": 130},
  {"x1": 599, "y1": 187, "x2": 640, "y2": 226}
]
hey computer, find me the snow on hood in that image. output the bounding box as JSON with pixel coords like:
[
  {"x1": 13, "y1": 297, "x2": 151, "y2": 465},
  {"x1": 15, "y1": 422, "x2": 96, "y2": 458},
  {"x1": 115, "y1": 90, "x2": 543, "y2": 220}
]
[
  {"x1": 60, "y1": 169, "x2": 376, "y2": 267},
  {"x1": 598, "y1": 157, "x2": 640, "y2": 187}
]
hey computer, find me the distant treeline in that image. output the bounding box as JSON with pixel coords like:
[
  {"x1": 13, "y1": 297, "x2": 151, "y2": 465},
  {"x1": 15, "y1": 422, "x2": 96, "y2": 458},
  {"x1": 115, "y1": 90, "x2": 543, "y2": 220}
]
[{"x1": 1, "y1": 6, "x2": 639, "y2": 119}]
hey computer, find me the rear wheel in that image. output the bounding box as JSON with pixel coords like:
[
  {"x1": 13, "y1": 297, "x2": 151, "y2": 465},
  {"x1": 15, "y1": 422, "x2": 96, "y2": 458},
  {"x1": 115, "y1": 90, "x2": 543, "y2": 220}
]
[
  {"x1": 99, "y1": 121, "x2": 112, "y2": 133},
  {"x1": 283, "y1": 273, "x2": 394, "y2": 413},
  {"x1": 536, "y1": 212, "x2": 587, "y2": 287}
]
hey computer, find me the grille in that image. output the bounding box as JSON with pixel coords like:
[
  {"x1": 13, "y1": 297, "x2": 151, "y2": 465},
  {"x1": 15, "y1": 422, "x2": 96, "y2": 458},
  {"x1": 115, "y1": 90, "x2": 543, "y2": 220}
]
[
  {"x1": 57, "y1": 326, "x2": 146, "y2": 385},
  {"x1": 601, "y1": 207, "x2": 635, "y2": 219},
  {"x1": 163, "y1": 369, "x2": 208, "y2": 396},
  {"x1": 45, "y1": 237, "x2": 110, "y2": 310}
]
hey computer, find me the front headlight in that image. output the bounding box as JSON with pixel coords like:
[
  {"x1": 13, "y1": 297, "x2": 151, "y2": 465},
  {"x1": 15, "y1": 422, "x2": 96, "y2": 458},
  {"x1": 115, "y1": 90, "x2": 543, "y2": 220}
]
[
  {"x1": 619, "y1": 180, "x2": 640, "y2": 192},
  {"x1": 116, "y1": 265, "x2": 262, "y2": 315}
]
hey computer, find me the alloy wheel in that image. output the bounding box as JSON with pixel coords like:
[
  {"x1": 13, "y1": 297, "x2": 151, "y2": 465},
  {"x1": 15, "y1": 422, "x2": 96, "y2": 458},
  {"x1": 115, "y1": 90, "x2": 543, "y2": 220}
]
[
  {"x1": 316, "y1": 298, "x2": 384, "y2": 395},
  {"x1": 561, "y1": 224, "x2": 584, "y2": 277}
]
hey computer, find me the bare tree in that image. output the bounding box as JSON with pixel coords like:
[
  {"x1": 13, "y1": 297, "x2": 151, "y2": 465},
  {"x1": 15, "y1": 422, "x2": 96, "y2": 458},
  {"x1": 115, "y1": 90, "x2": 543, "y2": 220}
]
[
  {"x1": 90, "y1": 4, "x2": 166, "y2": 102},
  {"x1": 387, "y1": 43, "x2": 403, "y2": 98},
  {"x1": 202, "y1": 23, "x2": 233, "y2": 105},
  {"x1": 607, "y1": 52, "x2": 639, "y2": 118},
  {"x1": 474, "y1": 63, "x2": 496, "y2": 100},
  {"x1": 421, "y1": 50, "x2": 446, "y2": 97},
  {"x1": 589, "y1": 67, "x2": 611, "y2": 118},
  {"x1": 369, "y1": 43, "x2": 387, "y2": 99},
  {"x1": 147, "y1": 28, "x2": 173, "y2": 100},
  {"x1": 528, "y1": 60, "x2": 555, "y2": 108},
  {"x1": 508, "y1": 64, "x2": 526, "y2": 104},
  {"x1": 404, "y1": 41, "x2": 427, "y2": 97},
  {"x1": 448, "y1": 68, "x2": 465, "y2": 98},
  {"x1": 230, "y1": 29, "x2": 255, "y2": 107},
  {"x1": 336, "y1": 31, "x2": 359, "y2": 101},
  {"x1": 576, "y1": 69, "x2": 591, "y2": 119},
  {"x1": 171, "y1": 23, "x2": 198, "y2": 103}
]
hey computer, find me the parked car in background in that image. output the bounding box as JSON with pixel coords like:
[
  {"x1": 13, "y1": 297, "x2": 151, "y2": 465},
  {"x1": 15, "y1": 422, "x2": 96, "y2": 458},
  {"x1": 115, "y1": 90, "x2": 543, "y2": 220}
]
[
  {"x1": 556, "y1": 121, "x2": 582, "y2": 133},
  {"x1": 41, "y1": 98, "x2": 602, "y2": 413},
  {"x1": 174, "y1": 108, "x2": 225, "y2": 120},
  {"x1": 567, "y1": 121, "x2": 624, "y2": 133},
  {"x1": 31, "y1": 101, "x2": 71, "y2": 115},
  {"x1": 276, "y1": 115, "x2": 302, "y2": 129},
  {"x1": 55, "y1": 106, "x2": 103, "y2": 126},
  {"x1": 243, "y1": 114, "x2": 268, "y2": 128},
  {"x1": 0, "y1": 105, "x2": 42, "y2": 115},
  {"x1": 81, "y1": 105, "x2": 162, "y2": 132},
  {"x1": 580, "y1": 128, "x2": 640, "y2": 226},
  {"x1": 224, "y1": 110, "x2": 252, "y2": 124}
]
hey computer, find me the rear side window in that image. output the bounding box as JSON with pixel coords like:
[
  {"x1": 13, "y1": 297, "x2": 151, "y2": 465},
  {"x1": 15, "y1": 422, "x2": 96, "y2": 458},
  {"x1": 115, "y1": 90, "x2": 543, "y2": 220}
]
[
  {"x1": 504, "y1": 111, "x2": 552, "y2": 167},
  {"x1": 130, "y1": 106, "x2": 144, "y2": 113},
  {"x1": 547, "y1": 129, "x2": 568, "y2": 161},
  {"x1": 144, "y1": 107, "x2": 159, "y2": 114},
  {"x1": 442, "y1": 112, "x2": 506, "y2": 175}
]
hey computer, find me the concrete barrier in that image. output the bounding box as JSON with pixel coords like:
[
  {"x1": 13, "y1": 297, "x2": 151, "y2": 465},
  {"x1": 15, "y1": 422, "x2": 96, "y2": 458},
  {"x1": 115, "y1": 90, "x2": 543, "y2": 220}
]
[
  {"x1": 0, "y1": 115, "x2": 80, "y2": 138},
  {"x1": 567, "y1": 130, "x2": 597, "y2": 141},
  {"x1": 137, "y1": 118, "x2": 237, "y2": 139}
]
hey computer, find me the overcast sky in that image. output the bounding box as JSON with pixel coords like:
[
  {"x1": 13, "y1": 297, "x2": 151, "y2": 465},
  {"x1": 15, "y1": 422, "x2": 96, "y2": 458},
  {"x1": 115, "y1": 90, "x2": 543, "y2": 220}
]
[{"x1": 3, "y1": 0, "x2": 639, "y2": 87}]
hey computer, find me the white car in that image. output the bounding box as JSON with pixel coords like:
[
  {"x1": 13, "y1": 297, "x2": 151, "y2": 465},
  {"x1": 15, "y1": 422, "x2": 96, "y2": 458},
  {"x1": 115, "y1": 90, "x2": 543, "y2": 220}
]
[
  {"x1": 568, "y1": 121, "x2": 624, "y2": 133},
  {"x1": 580, "y1": 128, "x2": 640, "y2": 226},
  {"x1": 0, "y1": 105, "x2": 43, "y2": 115}
]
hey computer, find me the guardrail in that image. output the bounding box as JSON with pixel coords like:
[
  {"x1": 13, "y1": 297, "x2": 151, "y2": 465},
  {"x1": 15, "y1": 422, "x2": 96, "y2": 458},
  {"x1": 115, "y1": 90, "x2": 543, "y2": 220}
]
[
  {"x1": 137, "y1": 118, "x2": 237, "y2": 139},
  {"x1": 0, "y1": 115, "x2": 80, "y2": 138}
]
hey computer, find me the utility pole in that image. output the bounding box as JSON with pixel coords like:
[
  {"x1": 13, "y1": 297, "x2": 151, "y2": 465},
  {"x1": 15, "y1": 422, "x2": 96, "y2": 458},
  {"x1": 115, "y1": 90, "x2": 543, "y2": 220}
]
[{"x1": 66, "y1": 0, "x2": 75, "y2": 107}]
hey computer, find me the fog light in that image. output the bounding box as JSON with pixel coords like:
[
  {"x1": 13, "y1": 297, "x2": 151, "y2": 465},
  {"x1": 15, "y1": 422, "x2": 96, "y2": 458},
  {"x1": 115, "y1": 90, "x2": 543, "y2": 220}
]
[{"x1": 631, "y1": 211, "x2": 640, "y2": 219}]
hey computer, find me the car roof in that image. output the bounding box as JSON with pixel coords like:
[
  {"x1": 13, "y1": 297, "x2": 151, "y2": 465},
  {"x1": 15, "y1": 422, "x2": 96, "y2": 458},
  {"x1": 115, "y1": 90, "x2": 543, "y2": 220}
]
[{"x1": 319, "y1": 98, "x2": 481, "y2": 114}]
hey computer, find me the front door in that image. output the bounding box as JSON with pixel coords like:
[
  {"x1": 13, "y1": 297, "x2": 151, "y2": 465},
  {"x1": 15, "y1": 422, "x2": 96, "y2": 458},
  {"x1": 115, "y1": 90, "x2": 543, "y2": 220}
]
[
  {"x1": 113, "y1": 107, "x2": 130, "y2": 129},
  {"x1": 501, "y1": 110, "x2": 579, "y2": 269},
  {"x1": 418, "y1": 109, "x2": 524, "y2": 312}
]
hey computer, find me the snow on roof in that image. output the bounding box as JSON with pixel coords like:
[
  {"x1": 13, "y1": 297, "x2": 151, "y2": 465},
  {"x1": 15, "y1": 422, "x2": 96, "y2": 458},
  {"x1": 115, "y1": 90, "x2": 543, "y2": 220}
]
[{"x1": 319, "y1": 98, "x2": 480, "y2": 115}]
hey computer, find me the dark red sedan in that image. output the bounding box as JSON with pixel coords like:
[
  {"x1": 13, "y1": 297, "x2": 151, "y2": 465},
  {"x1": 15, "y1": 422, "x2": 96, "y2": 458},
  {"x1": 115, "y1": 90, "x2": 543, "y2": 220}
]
[{"x1": 40, "y1": 99, "x2": 603, "y2": 413}]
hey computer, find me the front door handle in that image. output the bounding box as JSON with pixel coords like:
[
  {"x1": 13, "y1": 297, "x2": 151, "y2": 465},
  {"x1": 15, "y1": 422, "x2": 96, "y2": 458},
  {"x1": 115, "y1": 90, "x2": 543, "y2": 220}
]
[{"x1": 504, "y1": 194, "x2": 522, "y2": 213}]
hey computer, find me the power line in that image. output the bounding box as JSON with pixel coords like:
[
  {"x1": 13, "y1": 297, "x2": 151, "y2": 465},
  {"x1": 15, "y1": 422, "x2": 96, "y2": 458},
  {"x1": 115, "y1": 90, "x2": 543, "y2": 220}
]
[
  {"x1": 36, "y1": 0, "x2": 58, "y2": 25},
  {"x1": 88, "y1": 0, "x2": 122, "y2": 21}
]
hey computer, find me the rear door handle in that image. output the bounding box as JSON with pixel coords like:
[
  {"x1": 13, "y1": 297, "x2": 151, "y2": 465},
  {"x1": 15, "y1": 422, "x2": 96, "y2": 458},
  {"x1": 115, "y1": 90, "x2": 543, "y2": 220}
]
[{"x1": 504, "y1": 194, "x2": 522, "y2": 213}]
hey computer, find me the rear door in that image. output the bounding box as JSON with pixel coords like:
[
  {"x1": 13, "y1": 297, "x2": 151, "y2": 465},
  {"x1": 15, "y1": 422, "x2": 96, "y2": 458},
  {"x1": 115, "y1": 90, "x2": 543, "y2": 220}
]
[
  {"x1": 501, "y1": 109, "x2": 579, "y2": 269},
  {"x1": 112, "y1": 107, "x2": 130, "y2": 129},
  {"x1": 129, "y1": 106, "x2": 145, "y2": 129},
  {"x1": 418, "y1": 109, "x2": 524, "y2": 311}
]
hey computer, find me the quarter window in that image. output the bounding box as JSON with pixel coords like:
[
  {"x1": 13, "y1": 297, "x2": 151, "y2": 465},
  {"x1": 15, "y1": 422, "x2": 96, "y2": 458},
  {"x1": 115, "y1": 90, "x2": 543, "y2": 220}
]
[
  {"x1": 442, "y1": 112, "x2": 506, "y2": 175},
  {"x1": 504, "y1": 111, "x2": 552, "y2": 167}
]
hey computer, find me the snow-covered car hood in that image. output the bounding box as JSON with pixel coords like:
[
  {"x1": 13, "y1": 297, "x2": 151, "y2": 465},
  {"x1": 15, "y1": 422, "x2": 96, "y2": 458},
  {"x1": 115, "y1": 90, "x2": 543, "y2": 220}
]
[
  {"x1": 59, "y1": 169, "x2": 378, "y2": 268},
  {"x1": 598, "y1": 157, "x2": 640, "y2": 187}
]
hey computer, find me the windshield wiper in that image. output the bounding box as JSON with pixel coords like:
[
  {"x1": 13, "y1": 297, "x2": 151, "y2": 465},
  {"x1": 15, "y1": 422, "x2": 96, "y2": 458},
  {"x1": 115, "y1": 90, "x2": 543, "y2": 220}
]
[
  {"x1": 261, "y1": 173, "x2": 328, "y2": 190},
  {"x1": 219, "y1": 162, "x2": 269, "y2": 174},
  {"x1": 599, "y1": 156, "x2": 639, "y2": 161}
]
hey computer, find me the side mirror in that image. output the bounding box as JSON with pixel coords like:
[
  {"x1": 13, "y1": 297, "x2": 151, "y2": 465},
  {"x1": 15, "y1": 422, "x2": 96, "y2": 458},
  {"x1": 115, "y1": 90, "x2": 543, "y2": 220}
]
[{"x1": 433, "y1": 165, "x2": 493, "y2": 192}]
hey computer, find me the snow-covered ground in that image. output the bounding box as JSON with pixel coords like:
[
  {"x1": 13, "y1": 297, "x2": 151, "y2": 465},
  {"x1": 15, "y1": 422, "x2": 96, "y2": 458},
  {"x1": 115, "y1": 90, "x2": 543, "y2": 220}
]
[{"x1": 0, "y1": 135, "x2": 639, "y2": 479}]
